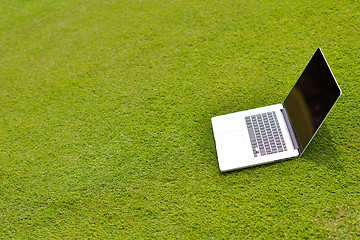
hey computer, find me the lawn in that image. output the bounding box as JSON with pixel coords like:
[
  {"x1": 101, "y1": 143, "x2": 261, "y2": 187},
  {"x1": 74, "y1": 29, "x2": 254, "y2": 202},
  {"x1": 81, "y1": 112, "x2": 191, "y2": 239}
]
[{"x1": 1, "y1": 0, "x2": 359, "y2": 238}]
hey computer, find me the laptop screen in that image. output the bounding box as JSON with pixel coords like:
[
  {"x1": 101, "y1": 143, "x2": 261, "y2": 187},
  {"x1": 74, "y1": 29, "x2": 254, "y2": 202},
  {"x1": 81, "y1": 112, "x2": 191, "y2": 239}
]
[{"x1": 283, "y1": 48, "x2": 341, "y2": 154}]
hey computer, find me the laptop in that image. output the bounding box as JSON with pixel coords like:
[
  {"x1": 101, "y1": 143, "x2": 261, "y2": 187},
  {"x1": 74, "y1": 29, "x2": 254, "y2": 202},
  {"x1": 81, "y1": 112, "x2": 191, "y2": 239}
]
[{"x1": 211, "y1": 48, "x2": 342, "y2": 172}]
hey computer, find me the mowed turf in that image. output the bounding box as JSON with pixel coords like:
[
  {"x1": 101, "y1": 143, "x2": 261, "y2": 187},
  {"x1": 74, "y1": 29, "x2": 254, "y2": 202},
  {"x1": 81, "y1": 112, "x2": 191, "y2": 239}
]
[{"x1": 1, "y1": 0, "x2": 359, "y2": 238}]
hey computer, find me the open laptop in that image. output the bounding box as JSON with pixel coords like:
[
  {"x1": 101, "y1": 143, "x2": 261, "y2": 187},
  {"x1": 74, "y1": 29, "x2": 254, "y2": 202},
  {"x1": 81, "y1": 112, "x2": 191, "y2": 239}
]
[{"x1": 211, "y1": 48, "x2": 342, "y2": 172}]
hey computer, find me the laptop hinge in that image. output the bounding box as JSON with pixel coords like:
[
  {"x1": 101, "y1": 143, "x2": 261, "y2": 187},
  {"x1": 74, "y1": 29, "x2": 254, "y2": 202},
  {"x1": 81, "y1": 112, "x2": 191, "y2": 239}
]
[{"x1": 281, "y1": 105, "x2": 303, "y2": 153}]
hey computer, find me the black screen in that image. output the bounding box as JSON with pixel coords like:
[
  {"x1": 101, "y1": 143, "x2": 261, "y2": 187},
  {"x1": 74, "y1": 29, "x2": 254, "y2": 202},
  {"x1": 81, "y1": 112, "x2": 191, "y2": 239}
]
[{"x1": 283, "y1": 48, "x2": 341, "y2": 153}]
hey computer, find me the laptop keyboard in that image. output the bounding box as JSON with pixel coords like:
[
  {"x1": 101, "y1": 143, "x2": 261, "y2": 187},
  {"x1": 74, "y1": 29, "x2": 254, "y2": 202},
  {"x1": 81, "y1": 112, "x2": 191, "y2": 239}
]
[{"x1": 245, "y1": 111, "x2": 287, "y2": 157}]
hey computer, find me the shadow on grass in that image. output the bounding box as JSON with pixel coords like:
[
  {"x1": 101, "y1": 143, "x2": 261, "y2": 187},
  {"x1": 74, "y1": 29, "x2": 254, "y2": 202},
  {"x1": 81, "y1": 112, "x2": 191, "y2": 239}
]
[{"x1": 301, "y1": 123, "x2": 344, "y2": 171}]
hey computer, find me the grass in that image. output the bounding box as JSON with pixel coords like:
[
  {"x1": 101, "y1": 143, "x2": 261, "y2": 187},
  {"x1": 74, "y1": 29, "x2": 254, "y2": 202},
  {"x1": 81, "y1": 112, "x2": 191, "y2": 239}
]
[{"x1": 1, "y1": 0, "x2": 359, "y2": 238}]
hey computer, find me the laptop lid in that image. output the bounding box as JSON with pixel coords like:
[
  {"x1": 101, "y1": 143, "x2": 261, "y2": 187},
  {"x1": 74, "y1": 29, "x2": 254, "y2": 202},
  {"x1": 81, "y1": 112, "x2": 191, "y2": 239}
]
[{"x1": 283, "y1": 48, "x2": 342, "y2": 154}]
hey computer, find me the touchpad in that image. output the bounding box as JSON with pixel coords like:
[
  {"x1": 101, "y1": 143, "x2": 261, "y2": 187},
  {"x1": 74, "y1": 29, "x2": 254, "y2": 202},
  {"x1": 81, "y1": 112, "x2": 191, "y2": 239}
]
[{"x1": 219, "y1": 131, "x2": 246, "y2": 160}]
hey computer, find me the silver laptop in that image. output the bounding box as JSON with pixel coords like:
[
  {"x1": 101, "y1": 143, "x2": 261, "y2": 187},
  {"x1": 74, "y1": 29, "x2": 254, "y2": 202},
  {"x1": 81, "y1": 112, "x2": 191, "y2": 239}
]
[{"x1": 211, "y1": 48, "x2": 342, "y2": 172}]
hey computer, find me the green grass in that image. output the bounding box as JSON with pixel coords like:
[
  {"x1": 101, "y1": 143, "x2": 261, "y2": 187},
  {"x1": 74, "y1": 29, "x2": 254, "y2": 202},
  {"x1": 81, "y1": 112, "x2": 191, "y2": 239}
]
[{"x1": 1, "y1": 0, "x2": 360, "y2": 238}]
